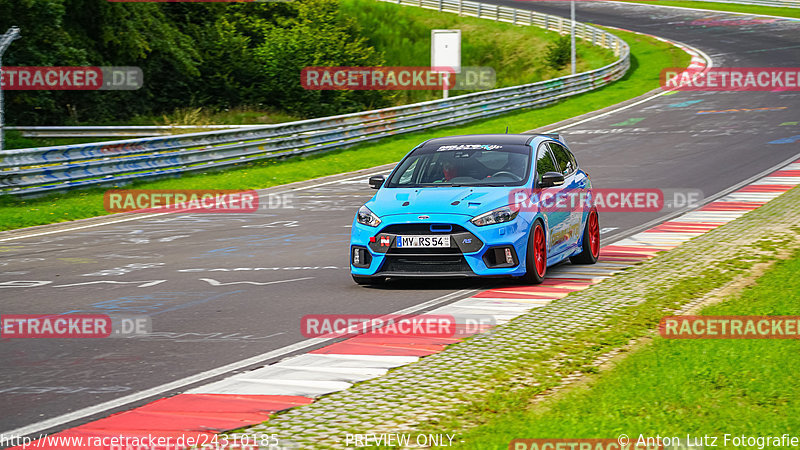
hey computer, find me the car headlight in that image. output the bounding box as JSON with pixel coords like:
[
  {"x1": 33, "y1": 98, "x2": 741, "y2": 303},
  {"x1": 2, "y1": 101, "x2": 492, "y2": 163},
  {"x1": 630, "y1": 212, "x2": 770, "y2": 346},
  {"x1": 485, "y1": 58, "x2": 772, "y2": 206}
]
[
  {"x1": 470, "y1": 205, "x2": 519, "y2": 227},
  {"x1": 356, "y1": 205, "x2": 382, "y2": 227}
]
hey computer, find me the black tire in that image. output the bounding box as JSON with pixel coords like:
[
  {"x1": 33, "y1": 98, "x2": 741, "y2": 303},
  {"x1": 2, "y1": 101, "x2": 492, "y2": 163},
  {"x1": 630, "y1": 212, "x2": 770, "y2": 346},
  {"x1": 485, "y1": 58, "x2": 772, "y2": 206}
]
[
  {"x1": 520, "y1": 220, "x2": 547, "y2": 284},
  {"x1": 570, "y1": 209, "x2": 600, "y2": 265},
  {"x1": 352, "y1": 274, "x2": 385, "y2": 286}
]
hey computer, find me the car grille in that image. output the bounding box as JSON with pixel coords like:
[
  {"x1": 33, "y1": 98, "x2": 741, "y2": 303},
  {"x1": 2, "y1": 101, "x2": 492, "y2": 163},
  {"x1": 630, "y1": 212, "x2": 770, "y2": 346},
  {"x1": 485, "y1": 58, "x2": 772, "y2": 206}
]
[
  {"x1": 388, "y1": 246, "x2": 462, "y2": 255},
  {"x1": 380, "y1": 255, "x2": 472, "y2": 274}
]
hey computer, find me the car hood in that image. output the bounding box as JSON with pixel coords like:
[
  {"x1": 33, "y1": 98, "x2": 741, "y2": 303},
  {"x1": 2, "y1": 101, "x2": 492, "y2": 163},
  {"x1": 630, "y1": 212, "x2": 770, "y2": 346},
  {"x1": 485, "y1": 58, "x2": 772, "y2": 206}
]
[{"x1": 367, "y1": 187, "x2": 515, "y2": 218}]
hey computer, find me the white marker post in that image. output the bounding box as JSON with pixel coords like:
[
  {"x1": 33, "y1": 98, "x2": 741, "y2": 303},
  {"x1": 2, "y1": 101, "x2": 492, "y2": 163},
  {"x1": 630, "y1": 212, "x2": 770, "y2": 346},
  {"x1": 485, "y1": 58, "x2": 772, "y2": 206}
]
[
  {"x1": 570, "y1": 1, "x2": 576, "y2": 75},
  {"x1": 0, "y1": 27, "x2": 21, "y2": 152},
  {"x1": 431, "y1": 29, "x2": 460, "y2": 99}
]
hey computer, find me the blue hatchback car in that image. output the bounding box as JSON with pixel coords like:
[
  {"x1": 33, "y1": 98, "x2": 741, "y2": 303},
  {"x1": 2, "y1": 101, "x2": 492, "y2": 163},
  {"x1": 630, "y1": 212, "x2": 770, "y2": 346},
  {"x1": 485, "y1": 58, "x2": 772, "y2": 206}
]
[{"x1": 350, "y1": 134, "x2": 599, "y2": 285}]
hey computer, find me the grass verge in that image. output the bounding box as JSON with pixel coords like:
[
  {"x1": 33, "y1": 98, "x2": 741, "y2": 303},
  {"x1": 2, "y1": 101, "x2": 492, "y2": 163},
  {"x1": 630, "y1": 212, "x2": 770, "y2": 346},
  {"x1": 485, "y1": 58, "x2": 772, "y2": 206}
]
[
  {"x1": 341, "y1": 0, "x2": 615, "y2": 106},
  {"x1": 618, "y1": 0, "x2": 800, "y2": 19},
  {"x1": 450, "y1": 247, "x2": 800, "y2": 449},
  {"x1": 0, "y1": 28, "x2": 688, "y2": 231}
]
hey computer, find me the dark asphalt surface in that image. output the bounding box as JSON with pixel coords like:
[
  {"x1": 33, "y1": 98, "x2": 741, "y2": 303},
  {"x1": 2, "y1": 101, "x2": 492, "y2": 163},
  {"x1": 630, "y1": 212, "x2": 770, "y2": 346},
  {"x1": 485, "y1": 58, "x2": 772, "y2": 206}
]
[{"x1": 1, "y1": 1, "x2": 798, "y2": 437}]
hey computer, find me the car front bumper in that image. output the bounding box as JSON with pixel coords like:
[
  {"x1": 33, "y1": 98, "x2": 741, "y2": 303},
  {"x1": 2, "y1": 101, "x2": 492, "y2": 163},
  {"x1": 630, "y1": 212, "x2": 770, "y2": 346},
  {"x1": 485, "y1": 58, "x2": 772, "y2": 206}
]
[{"x1": 350, "y1": 213, "x2": 533, "y2": 278}]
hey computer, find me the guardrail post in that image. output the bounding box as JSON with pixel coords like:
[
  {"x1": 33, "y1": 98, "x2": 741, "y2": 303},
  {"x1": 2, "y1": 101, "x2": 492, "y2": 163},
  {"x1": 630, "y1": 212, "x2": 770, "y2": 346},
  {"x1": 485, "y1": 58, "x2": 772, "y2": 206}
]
[
  {"x1": 477, "y1": 3, "x2": 481, "y2": 17},
  {"x1": 544, "y1": 15, "x2": 549, "y2": 30},
  {"x1": 512, "y1": 9, "x2": 517, "y2": 24},
  {"x1": 438, "y1": 0, "x2": 442, "y2": 11},
  {"x1": 459, "y1": 0, "x2": 462, "y2": 15},
  {"x1": 496, "y1": 5, "x2": 500, "y2": 21}
]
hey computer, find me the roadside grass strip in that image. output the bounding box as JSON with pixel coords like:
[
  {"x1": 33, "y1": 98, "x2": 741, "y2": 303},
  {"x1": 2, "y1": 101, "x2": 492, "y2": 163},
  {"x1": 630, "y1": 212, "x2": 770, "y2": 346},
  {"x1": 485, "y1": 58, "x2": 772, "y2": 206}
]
[
  {"x1": 17, "y1": 162, "x2": 793, "y2": 449},
  {"x1": 451, "y1": 248, "x2": 800, "y2": 449},
  {"x1": 0, "y1": 28, "x2": 689, "y2": 232}
]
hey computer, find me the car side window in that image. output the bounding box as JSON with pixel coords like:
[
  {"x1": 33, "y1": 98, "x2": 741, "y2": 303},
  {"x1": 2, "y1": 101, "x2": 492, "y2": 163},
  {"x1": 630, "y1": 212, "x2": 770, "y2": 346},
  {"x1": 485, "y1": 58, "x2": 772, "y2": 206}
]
[
  {"x1": 535, "y1": 145, "x2": 558, "y2": 184},
  {"x1": 548, "y1": 142, "x2": 574, "y2": 176},
  {"x1": 566, "y1": 147, "x2": 578, "y2": 173},
  {"x1": 397, "y1": 158, "x2": 418, "y2": 184}
]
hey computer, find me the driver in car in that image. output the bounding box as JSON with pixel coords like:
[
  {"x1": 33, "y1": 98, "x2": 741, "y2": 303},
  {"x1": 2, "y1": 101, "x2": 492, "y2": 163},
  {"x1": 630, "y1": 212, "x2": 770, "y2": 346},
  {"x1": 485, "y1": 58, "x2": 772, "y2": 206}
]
[{"x1": 442, "y1": 160, "x2": 459, "y2": 182}]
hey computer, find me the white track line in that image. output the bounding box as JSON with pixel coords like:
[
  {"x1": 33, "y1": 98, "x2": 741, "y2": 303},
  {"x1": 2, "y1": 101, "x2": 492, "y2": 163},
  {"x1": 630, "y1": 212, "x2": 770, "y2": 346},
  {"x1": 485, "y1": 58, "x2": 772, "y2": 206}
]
[
  {"x1": 1, "y1": 288, "x2": 475, "y2": 438},
  {"x1": 604, "y1": 151, "x2": 800, "y2": 245},
  {"x1": 537, "y1": 36, "x2": 714, "y2": 133},
  {"x1": 0, "y1": 168, "x2": 396, "y2": 243},
  {"x1": 604, "y1": 0, "x2": 800, "y2": 21},
  {"x1": 0, "y1": 212, "x2": 172, "y2": 243}
]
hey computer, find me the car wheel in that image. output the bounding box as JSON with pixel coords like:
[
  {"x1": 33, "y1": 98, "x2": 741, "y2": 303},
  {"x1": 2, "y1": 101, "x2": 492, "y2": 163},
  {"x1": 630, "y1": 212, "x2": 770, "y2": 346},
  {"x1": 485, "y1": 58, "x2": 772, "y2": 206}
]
[
  {"x1": 521, "y1": 220, "x2": 547, "y2": 284},
  {"x1": 570, "y1": 209, "x2": 599, "y2": 265},
  {"x1": 352, "y1": 274, "x2": 385, "y2": 286}
]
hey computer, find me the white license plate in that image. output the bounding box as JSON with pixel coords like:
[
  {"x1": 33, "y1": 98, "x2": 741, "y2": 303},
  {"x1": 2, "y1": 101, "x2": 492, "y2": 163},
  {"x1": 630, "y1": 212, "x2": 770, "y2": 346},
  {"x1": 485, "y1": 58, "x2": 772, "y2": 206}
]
[{"x1": 396, "y1": 235, "x2": 450, "y2": 248}]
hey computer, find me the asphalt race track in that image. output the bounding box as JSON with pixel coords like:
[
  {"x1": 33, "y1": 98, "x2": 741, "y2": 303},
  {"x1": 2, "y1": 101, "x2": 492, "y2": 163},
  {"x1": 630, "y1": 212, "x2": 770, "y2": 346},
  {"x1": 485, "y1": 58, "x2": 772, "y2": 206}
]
[{"x1": 1, "y1": 1, "x2": 798, "y2": 438}]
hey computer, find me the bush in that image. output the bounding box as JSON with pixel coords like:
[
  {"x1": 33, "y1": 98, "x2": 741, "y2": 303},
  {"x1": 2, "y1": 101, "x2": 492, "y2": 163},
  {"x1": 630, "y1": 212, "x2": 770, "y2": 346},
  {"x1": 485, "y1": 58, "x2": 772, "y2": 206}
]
[
  {"x1": 545, "y1": 35, "x2": 571, "y2": 69},
  {"x1": 253, "y1": 0, "x2": 392, "y2": 117},
  {"x1": 0, "y1": 0, "x2": 391, "y2": 124}
]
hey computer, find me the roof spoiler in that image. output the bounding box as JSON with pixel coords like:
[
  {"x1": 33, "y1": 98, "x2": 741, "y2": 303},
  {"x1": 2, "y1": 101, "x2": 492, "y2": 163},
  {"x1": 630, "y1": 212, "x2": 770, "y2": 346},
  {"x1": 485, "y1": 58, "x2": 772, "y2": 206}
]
[{"x1": 538, "y1": 133, "x2": 567, "y2": 146}]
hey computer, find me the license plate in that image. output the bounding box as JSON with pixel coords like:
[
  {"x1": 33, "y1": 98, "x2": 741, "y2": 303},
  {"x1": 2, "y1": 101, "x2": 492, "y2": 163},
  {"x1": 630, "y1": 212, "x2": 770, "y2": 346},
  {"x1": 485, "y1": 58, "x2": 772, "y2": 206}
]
[{"x1": 396, "y1": 235, "x2": 450, "y2": 248}]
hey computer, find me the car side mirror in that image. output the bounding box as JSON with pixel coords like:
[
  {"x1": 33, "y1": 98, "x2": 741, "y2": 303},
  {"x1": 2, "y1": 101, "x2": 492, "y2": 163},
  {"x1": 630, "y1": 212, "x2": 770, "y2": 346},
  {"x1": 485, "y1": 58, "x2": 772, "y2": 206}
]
[
  {"x1": 368, "y1": 175, "x2": 385, "y2": 189},
  {"x1": 539, "y1": 172, "x2": 565, "y2": 188}
]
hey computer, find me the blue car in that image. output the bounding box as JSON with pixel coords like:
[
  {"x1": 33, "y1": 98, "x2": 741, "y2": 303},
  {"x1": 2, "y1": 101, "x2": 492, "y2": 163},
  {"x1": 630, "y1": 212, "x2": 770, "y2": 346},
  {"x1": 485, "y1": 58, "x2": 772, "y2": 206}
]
[{"x1": 350, "y1": 134, "x2": 599, "y2": 285}]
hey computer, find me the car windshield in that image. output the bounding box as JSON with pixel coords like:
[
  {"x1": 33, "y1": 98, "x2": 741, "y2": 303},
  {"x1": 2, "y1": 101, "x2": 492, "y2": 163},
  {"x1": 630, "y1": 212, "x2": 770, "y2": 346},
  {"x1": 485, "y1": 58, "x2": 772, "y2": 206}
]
[{"x1": 385, "y1": 143, "x2": 531, "y2": 188}]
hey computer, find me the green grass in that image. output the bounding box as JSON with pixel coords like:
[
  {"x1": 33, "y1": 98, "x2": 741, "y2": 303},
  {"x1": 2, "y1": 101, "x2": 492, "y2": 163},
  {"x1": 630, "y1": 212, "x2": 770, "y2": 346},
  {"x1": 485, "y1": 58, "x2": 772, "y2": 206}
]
[
  {"x1": 341, "y1": 0, "x2": 615, "y2": 105},
  {"x1": 0, "y1": 27, "x2": 688, "y2": 231},
  {"x1": 618, "y1": 0, "x2": 800, "y2": 19},
  {"x1": 449, "y1": 250, "x2": 800, "y2": 449}
]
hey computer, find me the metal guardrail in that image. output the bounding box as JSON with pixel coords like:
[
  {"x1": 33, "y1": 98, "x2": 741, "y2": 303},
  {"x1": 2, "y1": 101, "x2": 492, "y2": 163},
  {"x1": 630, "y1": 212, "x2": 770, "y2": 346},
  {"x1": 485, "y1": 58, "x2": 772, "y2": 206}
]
[
  {"x1": 6, "y1": 125, "x2": 263, "y2": 138},
  {"x1": 0, "y1": 0, "x2": 630, "y2": 197}
]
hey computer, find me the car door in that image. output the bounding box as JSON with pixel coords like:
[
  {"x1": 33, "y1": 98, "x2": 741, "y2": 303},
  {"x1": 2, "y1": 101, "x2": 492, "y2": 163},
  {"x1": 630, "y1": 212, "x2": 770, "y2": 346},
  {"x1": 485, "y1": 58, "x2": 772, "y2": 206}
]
[
  {"x1": 534, "y1": 143, "x2": 570, "y2": 257},
  {"x1": 548, "y1": 142, "x2": 582, "y2": 250}
]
